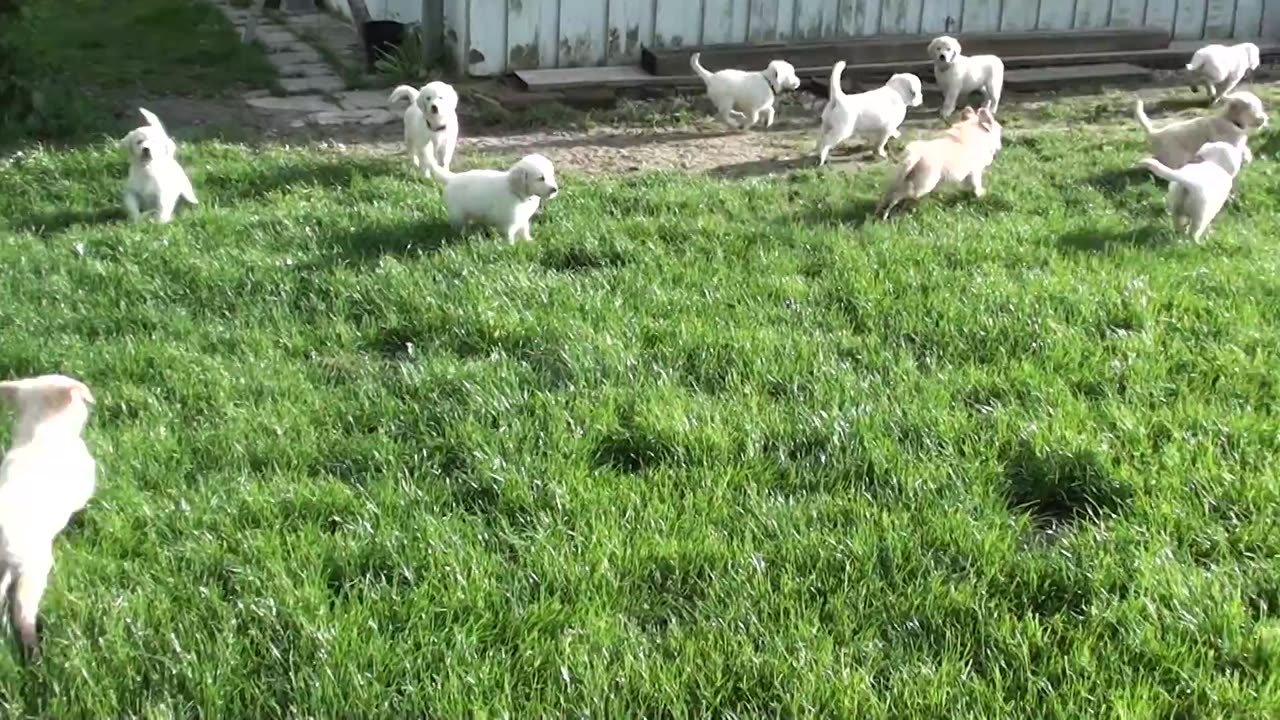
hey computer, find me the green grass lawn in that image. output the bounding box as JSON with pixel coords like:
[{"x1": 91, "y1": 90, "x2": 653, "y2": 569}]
[
  {"x1": 0, "y1": 0, "x2": 277, "y2": 142},
  {"x1": 1, "y1": 119, "x2": 1280, "y2": 716}
]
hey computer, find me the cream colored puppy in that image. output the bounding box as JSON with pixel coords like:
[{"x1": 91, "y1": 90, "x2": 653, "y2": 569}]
[
  {"x1": 424, "y1": 149, "x2": 558, "y2": 243},
  {"x1": 0, "y1": 374, "x2": 96, "y2": 662},
  {"x1": 817, "y1": 61, "x2": 923, "y2": 164},
  {"x1": 690, "y1": 52, "x2": 801, "y2": 129},
  {"x1": 1138, "y1": 141, "x2": 1246, "y2": 241},
  {"x1": 1187, "y1": 43, "x2": 1261, "y2": 102},
  {"x1": 877, "y1": 107, "x2": 1003, "y2": 219},
  {"x1": 1135, "y1": 91, "x2": 1267, "y2": 169},
  {"x1": 388, "y1": 81, "x2": 459, "y2": 172},
  {"x1": 928, "y1": 36, "x2": 1005, "y2": 118},
  {"x1": 121, "y1": 108, "x2": 197, "y2": 223}
]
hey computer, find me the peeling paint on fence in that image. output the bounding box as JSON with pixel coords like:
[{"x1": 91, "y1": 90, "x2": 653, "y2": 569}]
[{"x1": 444, "y1": 0, "x2": 1275, "y2": 75}]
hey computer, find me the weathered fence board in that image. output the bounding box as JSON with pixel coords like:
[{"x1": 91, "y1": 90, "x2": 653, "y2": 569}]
[{"x1": 441, "y1": 0, "x2": 1276, "y2": 75}]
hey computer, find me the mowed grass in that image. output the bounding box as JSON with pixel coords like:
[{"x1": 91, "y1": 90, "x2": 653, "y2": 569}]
[{"x1": 2, "y1": 120, "x2": 1280, "y2": 716}]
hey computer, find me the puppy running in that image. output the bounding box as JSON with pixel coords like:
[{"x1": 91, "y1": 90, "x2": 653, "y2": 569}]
[
  {"x1": 817, "y1": 61, "x2": 923, "y2": 164},
  {"x1": 876, "y1": 107, "x2": 1003, "y2": 219},
  {"x1": 388, "y1": 81, "x2": 459, "y2": 172},
  {"x1": 0, "y1": 374, "x2": 96, "y2": 662},
  {"x1": 121, "y1": 108, "x2": 197, "y2": 223},
  {"x1": 1187, "y1": 42, "x2": 1261, "y2": 103},
  {"x1": 1138, "y1": 141, "x2": 1246, "y2": 241},
  {"x1": 423, "y1": 149, "x2": 558, "y2": 243},
  {"x1": 928, "y1": 35, "x2": 1005, "y2": 118},
  {"x1": 1135, "y1": 91, "x2": 1268, "y2": 169},
  {"x1": 690, "y1": 52, "x2": 801, "y2": 130}
]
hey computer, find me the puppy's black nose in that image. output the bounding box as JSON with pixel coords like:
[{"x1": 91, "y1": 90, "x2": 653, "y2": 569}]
[
  {"x1": 141, "y1": 147, "x2": 152, "y2": 160},
  {"x1": 548, "y1": 186, "x2": 559, "y2": 198},
  {"x1": 429, "y1": 104, "x2": 438, "y2": 114}
]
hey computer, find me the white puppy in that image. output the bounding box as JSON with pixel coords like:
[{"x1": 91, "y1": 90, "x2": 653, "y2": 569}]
[
  {"x1": 388, "y1": 81, "x2": 459, "y2": 172},
  {"x1": 1138, "y1": 141, "x2": 1246, "y2": 241},
  {"x1": 1187, "y1": 43, "x2": 1261, "y2": 102},
  {"x1": 423, "y1": 150, "x2": 558, "y2": 243},
  {"x1": 690, "y1": 52, "x2": 801, "y2": 129},
  {"x1": 121, "y1": 108, "x2": 197, "y2": 223},
  {"x1": 1135, "y1": 91, "x2": 1268, "y2": 169},
  {"x1": 0, "y1": 374, "x2": 96, "y2": 662},
  {"x1": 928, "y1": 36, "x2": 1005, "y2": 118},
  {"x1": 877, "y1": 107, "x2": 1003, "y2": 219},
  {"x1": 817, "y1": 61, "x2": 923, "y2": 164}
]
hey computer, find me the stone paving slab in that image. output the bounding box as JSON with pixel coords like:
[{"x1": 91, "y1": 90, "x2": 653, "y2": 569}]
[
  {"x1": 267, "y1": 48, "x2": 324, "y2": 65},
  {"x1": 336, "y1": 89, "x2": 395, "y2": 110},
  {"x1": 299, "y1": 108, "x2": 397, "y2": 127},
  {"x1": 246, "y1": 95, "x2": 339, "y2": 113},
  {"x1": 277, "y1": 62, "x2": 337, "y2": 78},
  {"x1": 280, "y1": 75, "x2": 346, "y2": 94}
]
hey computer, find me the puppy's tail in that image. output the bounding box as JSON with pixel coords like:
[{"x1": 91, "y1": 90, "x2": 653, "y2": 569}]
[
  {"x1": 388, "y1": 84, "x2": 420, "y2": 106},
  {"x1": 1137, "y1": 157, "x2": 1193, "y2": 186},
  {"x1": 1134, "y1": 99, "x2": 1154, "y2": 135},
  {"x1": 829, "y1": 61, "x2": 847, "y2": 101},
  {"x1": 1186, "y1": 50, "x2": 1205, "y2": 73},
  {"x1": 421, "y1": 142, "x2": 453, "y2": 185},
  {"x1": 690, "y1": 52, "x2": 714, "y2": 83}
]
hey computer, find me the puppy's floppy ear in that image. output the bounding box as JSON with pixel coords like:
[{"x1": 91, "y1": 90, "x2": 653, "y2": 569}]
[
  {"x1": 507, "y1": 163, "x2": 531, "y2": 198},
  {"x1": 977, "y1": 107, "x2": 996, "y2": 126},
  {"x1": 960, "y1": 107, "x2": 977, "y2": 120},
  {"x1": 1247, "y1": 43, "x2": 1260, "y2": 70}
]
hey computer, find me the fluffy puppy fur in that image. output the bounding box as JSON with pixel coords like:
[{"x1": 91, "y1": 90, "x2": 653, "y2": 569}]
[
  {"x1": 1138, "y1": 141, "x2": 1246, "y2": 241},
  {"x1": 690, "y1": 52, "x2": 802, "y2": 129},
  {"x1": 388, "y1": 81, "x2": 460, "y2": 172},
  {"x1": 877, "y1": 107, "x2": 1003, "y2": 219},
  {"x1": 0, "y1": 375, "x2": 96, "y2": 662},
  {"x1": 1135, "y1": 91, "x2": 1268, "y2": 169},
  {"x1": 120, "y1": 108, "x2": 197, "y2": 223},
  {"x1": 817, "y1": 61, "x2": 923, "y2": 164},
  {"x1": 928, "y1": 35, "x2": 1005, "y2": 118},
  {"x1": 1187, "y1": 43, "x2": 1261, "y2": 102},
  {"x1": 423, "y1": 150, "x2": 558, "y2": 243}
]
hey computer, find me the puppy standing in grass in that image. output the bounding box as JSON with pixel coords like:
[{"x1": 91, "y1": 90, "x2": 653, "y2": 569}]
[
  {"x1": 1138, "y1": 141, "x2": 1247, "y2": 241},
  {"x1": 690, "y1": 52, "x2": 801, "y2": 130},
  {"x1": 388, "y1": 81, "x2": 459, "y2": 172},
  {"x1": 0, "y1": 375, "x2": 96, "y2": 662},
  {"x1": 817, "y1": 60, "x2": 923, "y2": 164},
  {"x1": 423, "y1": 147, "x2": 558, "y2": 243},
  {"x1": 1135, "y1": 91, "x2": 1268, "y2": 169},
  {"x1": 928, "y1": 36, "x2": 1005, "y2": 118},
  {"x1": 121, "y1": 108, "x2": 197, "y2": 223},
  {"x1": 1186, "y1": 42, "x2": 1261, "y2": 103},
  {"x1": 877, "y1": 106, "x2": 1003, "y2": 219}
]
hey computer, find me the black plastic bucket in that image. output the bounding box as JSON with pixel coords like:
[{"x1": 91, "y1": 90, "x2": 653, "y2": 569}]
[{"x1": 363, "y1": 20, "x2": 405, "y2": 69}]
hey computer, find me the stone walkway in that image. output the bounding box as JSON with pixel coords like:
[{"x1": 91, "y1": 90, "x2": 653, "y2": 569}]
[{"x1": 213, "y1": 0, "x2": 398, "y2": 128}]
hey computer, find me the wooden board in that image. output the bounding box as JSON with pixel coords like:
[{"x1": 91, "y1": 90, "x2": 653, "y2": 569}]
[
  {"x1": 1001, "y1": 63, "x2": 1154, "y2": 89},
  {"x1": 640, "y1": 26, "x2": 1172, "y2": 76},
  {"x1": 521, "y1": 41, "x2": 1280, "y2": 92}
]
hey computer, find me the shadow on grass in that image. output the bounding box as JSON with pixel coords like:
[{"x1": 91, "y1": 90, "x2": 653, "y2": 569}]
[
  {"x1": 797, "y1": 198, "x2": 881, "y2": 229},
  {"x1": 202, "y1": 155, "x2": 404, "y2": 202},
  {"x1": 707, "y1": 155, "x2": 817, "y2": 179},
  {"x1": 314, "y1": 217, "x2": 461, "y2": 265},
  {"x1": 10, "y1": 207, "x2": 125, "y2": 237},
  {"x1": 1001, "y1": 441, "x2": 1132, "y2": 532},
  {"x1": 1056, "y1": 225, "x2": 1168, "y2": 253},
  {"x1": 1085, "y1": 166, "x2": 1150, "y2": 198}
]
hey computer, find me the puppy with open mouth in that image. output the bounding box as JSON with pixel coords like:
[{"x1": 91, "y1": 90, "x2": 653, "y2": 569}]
[
  {"x1": 928, "y1": 35, "x2": 1005, "y2": 119},
  {"x1": 388, "y1": 80, "x2": 459, "y2": 173},
  {"x1": 1135, "y1": 91, "x2": 1268, "y2": 170},
  {"x1": 121, "y1": 108, "x2": 198, "y2": 223},
  {"x1": 423, "y1": 148, "x2": 559, "y2": 243},
  {"x1": 0, "y1": 374, "x2": 97, "y2": 662},
  {"x1": 689, "y1": 52, "x2": 802, "y2": 130}
]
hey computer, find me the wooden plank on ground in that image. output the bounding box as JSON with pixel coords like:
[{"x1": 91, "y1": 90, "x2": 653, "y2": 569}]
[
  {"x1": 523, "y1": 41, "x2": 1280, "y2": 92},
  {"x1": 641, "y1": 26, "x2": 1172, "y2": 76},
  {"x1": 1001, "y1": 62, "x2": 1154, "y2": 89}
]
